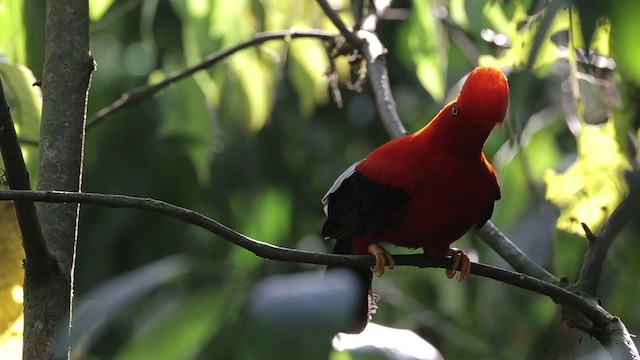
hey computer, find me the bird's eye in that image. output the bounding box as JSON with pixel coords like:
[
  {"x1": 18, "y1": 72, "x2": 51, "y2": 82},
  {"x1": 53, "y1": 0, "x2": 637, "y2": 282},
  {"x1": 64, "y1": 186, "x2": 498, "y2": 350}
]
[{"x1": 451, "y1": 106, "x2": 459, "y2": 116}]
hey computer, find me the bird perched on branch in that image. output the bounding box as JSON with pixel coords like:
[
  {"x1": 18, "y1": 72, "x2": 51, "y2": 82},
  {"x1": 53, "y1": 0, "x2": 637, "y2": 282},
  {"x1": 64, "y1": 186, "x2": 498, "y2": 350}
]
[{"x1": 322, "y1": 66, "x2": 509, "y2": 333}]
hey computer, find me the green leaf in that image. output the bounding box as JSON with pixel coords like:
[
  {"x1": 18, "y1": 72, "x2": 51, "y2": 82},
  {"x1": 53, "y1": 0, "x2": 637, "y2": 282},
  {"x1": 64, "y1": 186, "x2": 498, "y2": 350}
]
[
  {"x1": 69, "y1": 256, "x2": 194, "y2": 358},
  {"x1": 114, "y1": 287, "x2": 231, "y2": 360},
  {"x1": 158, "y1": 76, "x2": 217, "y2": 184},
  {"x1": 492, "y1": 119, "x2": 563, "y2": 228},
  {"x1": 610, "y1": 0, "x2": 640, "y2": 86},
  {"x1": 230, "y1": 187, "x2": 292, "y2": 270},
  {"x1": 289, "y1": 38, "x2": 330, "y2": 115},
  {"x1": 89, "y1": 0, "x2": 117, "y2": 21},
  {"x1": 545, "y1": 122, "x2": 631, "y2": 234},
  {"x1": 398, "y1": 0, "x2": 447, "y2": 102},
  {"x1": 0, "y1": 59, "x2": 41, "y2": 183}
]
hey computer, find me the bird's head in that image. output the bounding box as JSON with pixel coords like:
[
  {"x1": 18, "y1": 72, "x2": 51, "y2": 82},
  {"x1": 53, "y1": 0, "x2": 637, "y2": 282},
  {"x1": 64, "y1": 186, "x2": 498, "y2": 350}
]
[{"x1": 456, "y1": 66, "x2": 509, "y2": 128}]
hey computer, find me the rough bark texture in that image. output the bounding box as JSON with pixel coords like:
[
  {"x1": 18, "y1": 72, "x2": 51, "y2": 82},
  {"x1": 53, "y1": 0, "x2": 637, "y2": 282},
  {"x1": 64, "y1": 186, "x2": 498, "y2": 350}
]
[{"x1": 25, "y1": 0, "x2": 92, "y2": 358}]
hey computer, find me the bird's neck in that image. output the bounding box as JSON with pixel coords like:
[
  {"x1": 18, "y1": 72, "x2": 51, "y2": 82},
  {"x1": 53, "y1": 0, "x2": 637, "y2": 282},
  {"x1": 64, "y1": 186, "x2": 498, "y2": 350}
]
[{"x1": 412, "y1": 115, "x2": 494, "y2": 159}]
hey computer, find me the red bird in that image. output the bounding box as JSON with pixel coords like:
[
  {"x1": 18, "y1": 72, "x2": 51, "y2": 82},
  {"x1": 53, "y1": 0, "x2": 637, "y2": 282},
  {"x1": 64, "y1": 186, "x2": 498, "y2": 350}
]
[{"x1": 322, "y1": 66, "x2": 509, "y2": 333}]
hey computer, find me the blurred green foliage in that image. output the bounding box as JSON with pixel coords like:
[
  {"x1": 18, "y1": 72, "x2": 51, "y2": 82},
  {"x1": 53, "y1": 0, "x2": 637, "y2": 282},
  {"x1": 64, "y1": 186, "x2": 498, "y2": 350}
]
[{"x1": 2, "y1": 0, "x2": 640, "y2": 359}]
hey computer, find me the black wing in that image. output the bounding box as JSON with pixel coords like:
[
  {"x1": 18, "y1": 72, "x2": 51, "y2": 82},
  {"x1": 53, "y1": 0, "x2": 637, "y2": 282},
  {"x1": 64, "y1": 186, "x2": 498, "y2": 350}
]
[{"x1": 322, "y1": 162, "x2": 410, "y2": 240}]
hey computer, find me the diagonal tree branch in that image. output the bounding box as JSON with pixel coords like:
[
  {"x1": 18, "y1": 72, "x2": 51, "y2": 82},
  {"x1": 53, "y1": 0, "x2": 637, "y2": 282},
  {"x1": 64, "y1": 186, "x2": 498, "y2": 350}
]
[
  {"x1": 574, "y1": 174, "x2": 640, "y2": 296},
  {"x1": 86, "y1": 29, "x2": 337, "y2": 129},
  {"x1": 475, "y1": 221, "x2": 559, "y2": 283}
]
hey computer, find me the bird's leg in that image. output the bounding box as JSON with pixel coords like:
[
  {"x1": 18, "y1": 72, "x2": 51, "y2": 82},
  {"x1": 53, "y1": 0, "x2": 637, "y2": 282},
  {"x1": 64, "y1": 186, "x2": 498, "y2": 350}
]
[
  {"x1": 445, "y1": 248, "x2": 471, "y2": 281},
  {"x1": 367, "y1": 243, "x2": 395, "y2": 277}
]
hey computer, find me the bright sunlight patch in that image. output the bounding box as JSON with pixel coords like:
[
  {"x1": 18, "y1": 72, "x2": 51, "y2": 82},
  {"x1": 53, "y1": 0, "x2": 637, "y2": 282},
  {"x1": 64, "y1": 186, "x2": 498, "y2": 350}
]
[{"x1": 545, "y1": 122, "x2": 631, "y2": 234}]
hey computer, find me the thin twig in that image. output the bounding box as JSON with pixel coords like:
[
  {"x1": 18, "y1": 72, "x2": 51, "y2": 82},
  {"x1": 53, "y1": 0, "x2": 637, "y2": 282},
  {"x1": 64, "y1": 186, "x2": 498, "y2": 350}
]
[
  {"x1": 315, "y1": 0, "x2": 362, "y2": 46},
  {"x1": 86, "y1": 29, "x2": 337, "y2": 129},
  {"x1": 0, "y1": 78, "x2": 52, "y2": 273},
  {"x1": 0, "y1": 189, "x2": 616, "y2": 331}
]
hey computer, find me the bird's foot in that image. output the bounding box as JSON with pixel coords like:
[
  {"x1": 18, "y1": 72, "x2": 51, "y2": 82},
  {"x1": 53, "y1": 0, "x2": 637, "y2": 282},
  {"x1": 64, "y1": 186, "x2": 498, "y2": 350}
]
[
  {"x1": 445, "y1": 248, "x2": 471, "y2": 281},
  {"x1": 367, "y1": 243, "x2": 395, "y2": 277}
]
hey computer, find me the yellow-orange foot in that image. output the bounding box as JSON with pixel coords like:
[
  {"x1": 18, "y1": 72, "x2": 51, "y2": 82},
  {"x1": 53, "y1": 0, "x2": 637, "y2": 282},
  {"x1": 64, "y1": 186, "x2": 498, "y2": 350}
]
[
  {"x1": 445, "y1": 248, "x2": 471, "y2": 282},
  {"x1": 367, "y1": 243, "x2": 395, "y2": 277}
]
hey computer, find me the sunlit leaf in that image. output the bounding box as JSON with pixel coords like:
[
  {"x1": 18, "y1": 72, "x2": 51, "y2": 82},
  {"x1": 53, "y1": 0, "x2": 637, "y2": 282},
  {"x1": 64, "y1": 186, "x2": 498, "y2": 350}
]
[
  {"x1": 589, "y1": 18, "x2": 610, "y2": 57},
  {"x1": 482, "y1": 0, "x2": 511, "y2": 34},
  {"x1": 89, "y1": 0, "x2": 116, "y2": 21},
  {"x1": 545, "y1": 122, "x2": 631, "y2": 234},
  {"x1": 480, "y1": 3, "x2": 582, "y2": 71},
  {"x1": 114, "y1": 287, "x2": 231, "y2": 360},
  {"x1": 398, "y1": 0, "x2": 447, "y2": 102},
  {"x1": 0, "y1": 314, "x2": 22, "y2": 360},
  {"x1": 0, "y1": 59, "x2": 41, "y2": 183},
  {"x1": 0, "y1": 0, "x2": 26, "y2": 64},
  {"x1": 329, "y1": 350, "x2": 353, "y2": 360},
  {"x1": 289, "y1": 38, "x2": 330, "y2": 115},
  {"x1": 230, "y1": 51, "x2": 274, "y2": 131},
  {"x1": 186, "y1": 0, "x2": 210, "y2": 19},
  {"x1": 572, "y1": 0, "x2": 608, "y2": 50},
  {"x1": 0, "y1": 201, "x2": 25, "y2": 359},
  {"x1": 449, "y1": 0, "x2": 470, "y2": 30}
]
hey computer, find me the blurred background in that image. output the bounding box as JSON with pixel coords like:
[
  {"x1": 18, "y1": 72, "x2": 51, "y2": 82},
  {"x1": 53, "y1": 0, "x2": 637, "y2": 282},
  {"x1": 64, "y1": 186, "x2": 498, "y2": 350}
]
[{"x1": 2, "y1": 0, "x2": 640, "y2": 358}]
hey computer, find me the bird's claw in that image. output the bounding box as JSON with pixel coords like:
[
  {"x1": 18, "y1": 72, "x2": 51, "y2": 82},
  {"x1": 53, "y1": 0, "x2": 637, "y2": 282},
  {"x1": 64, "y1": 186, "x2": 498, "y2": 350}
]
[
  {"x1": 445, "y1": 248, "x2": 471, "y2": 281},
  {"x1": 368, "y1": 243, "x2": 395, "y2": 277}
]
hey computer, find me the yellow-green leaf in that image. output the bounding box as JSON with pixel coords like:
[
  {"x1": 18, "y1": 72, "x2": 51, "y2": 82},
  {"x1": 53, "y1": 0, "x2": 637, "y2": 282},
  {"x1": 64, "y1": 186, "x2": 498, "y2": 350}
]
[
  {"x1": 545, "y1": 122, "x2": 631, "y2": 234},
  {"x1": 481, "y1": 4, "x2": 582, "y2": 70},
  {"x1": 89, "y1": 0, "x2": 116, "y2": 21},
  {"x1": 0, "y1": 0, "x2": 26, "y2": 64},
  {"x1": 229, "y1": 51, "x2": 273, "y2": 131},
  {"x1": 0, "y1": 201, "x2": 25, "y2": 358},
  {"x1": 0, "y1": 60, "x2": 41, "y2": 185}
]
